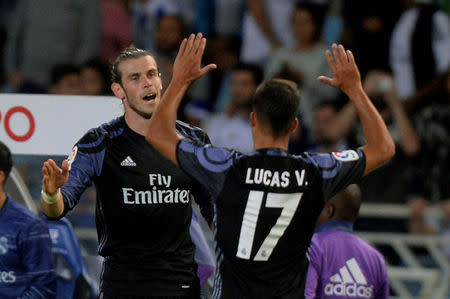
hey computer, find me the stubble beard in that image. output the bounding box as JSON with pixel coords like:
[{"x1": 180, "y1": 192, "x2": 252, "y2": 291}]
[{"x1": 123, "y1": 88, "x2": 153, "y2": 119}]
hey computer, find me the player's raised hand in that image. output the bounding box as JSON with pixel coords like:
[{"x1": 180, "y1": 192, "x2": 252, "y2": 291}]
[
  {"x1": 172, "y1": 33, "x2": 217, "y2": 86},
  {"x1": 42, "y1": 159, "x2": 69, "y2": 195},
  {"x1": 318, "y1": 44, "x2": 362, "y2": 96}
]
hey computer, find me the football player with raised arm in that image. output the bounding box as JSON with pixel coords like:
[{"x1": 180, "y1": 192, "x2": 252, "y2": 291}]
[
  {"x1": 146, "y1": 33, "x2": 395, "y2": 298},
  {"x1": 40, "y1": 46, "x2": 215, "y2": 298}
]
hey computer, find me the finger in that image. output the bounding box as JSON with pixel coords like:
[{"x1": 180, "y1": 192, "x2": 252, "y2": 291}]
[
  {"x1": 325, "y1": 50, "x2": 337, "y2": 74},
  {"x1": 61, "y1": 160, "x2": 69, "y2": 177},
  {"x1": 317, "y1": 76, "x2": 334, "y2": 86},
  {"x1": 339, "y1": 44, "x2": 349, "y2": 63},
  {"x1": 178, "y1": 38, "x2": 188, "y2": 57},
  {"x1": 43, "y1": 162, "x2": 53, "y2": 176},
  {"x1": 332, "y1": 43, "x2": 343, "y2": 65},
  {"x1": 185, "y1": 33, "x2": 196, "y2": 53},
  {"x1": 347, "y1": 50, "x2": 355, "y2": 65},
  {"x1": 48, "y1": 160, "x2": 60, "y2": 173},
  {"x1": 196, "y1": 37, "x2": 207, "y2": 57},
  {"x1": 193, "y1": 33, "x2": 203, "y2": 54},
  {"x1": 42, "y1": 164, "x2": 48, "y2": 176},
  {"x1": 199, "y1": 64, "x2": 217, "y2": 77}
]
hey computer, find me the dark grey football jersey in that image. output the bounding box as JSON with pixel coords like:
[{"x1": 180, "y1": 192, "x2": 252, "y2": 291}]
[
  {"x1": 176, "y1": 140, "x2": 366, "y2": 299},
  {"x1": 60, "y1": 116, "x2": 213, "y2": 296}
]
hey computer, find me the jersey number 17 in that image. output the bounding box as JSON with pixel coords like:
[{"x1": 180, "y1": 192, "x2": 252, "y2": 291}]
[{"x1": 236, "y1": 191, "x2": 303, "y2": 261}]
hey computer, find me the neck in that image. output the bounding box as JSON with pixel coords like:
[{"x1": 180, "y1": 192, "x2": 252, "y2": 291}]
[
  {"x1": 253, "y1": 129, "x2": 290, "y2": 151},
  {"x1": 124, "y1": 113, "x2": 152, "y2": 136},
  {"x1": 0, "y1": 190, "x2": 6, "y2": 211}
]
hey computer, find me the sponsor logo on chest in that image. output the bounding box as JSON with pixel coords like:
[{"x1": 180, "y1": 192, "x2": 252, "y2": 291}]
[{"x1": 122, "y1": 174, "x2": 190, "y2": 205}]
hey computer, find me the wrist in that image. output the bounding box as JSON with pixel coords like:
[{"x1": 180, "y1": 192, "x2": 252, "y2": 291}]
[
  {"x1": 41, "y1": 188, "x2": 61, "y2": 204},
  {"x1": 345, "y1": 85, "x2": 364, "y2": 98}
]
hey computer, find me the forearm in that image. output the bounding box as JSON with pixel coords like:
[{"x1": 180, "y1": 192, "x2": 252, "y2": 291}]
[
  {"x1": 389, "y1": 101, "x2": 421, "y2": 156},
  {"x1": 330, "y1": 101, "x2": 357, "y2": 140},
  {"x1": 346, "y1": 86, "x2": 395, "y2": 174},
  {"x1": 247, "y1": 0, "x2": 279, "y2": 46},
  {"x1": 146, "y1": 81, "x2": 189, "y2": 164}
]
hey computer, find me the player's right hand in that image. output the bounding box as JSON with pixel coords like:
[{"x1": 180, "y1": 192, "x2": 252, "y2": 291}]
[
  {"x1": 42, "y1": 159, "x2": 69, "y2": 195},
  {"x1": 172, "y1": 33, "x2": 216, "y2": 87}
]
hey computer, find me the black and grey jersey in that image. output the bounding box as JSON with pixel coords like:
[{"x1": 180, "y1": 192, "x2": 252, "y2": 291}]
[
  {"x1": 176, "y1": 140, "x2": 366, "y2": 299},
  {"x1": 59, "y1": 116, "x2": 213, "y2": 296}
]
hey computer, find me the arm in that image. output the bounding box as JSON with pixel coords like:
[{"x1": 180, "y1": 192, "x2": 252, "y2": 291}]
[
  {"x1": 318, "y1": 44, "x2": 395, "y2": 175},
  {"x1": 40, "y1": 159, "x2": 69, "y2": 218},
  {"x1": 384, "y1": 89, "x2": 421, "y2": 156},
  {"x1": 18, "y1": 221, "x2": 56, "y2": 298},
  {"x1": 247, "y1": 0, "x2": 280, "y2": 48},
  {"x1": 328, "y1": 101, "x2": 358, "y2": 142},
  {"x1": 146, "y1": 33, "x2": 216, "y2": 164}
]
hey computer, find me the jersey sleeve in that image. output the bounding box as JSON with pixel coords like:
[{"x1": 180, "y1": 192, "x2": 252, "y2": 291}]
[
  {"x1": 305, "y1": 149, "x2": 366, "y2": 200},
  {"x1": 60, "y1": 130, "x2": 105, "y2": 217},
  {"x1": 305, "y1": 236, "x2": 322, "y2": 299},
  {"x1": 18, "y1": 220, "x2": 56, "y2": 298},
  {"x1": 176, "y1": 120, "x2": 215, "y2": 223},
  {"x1": 176, "y1": 139, "x2": 237, "y2": 199}
]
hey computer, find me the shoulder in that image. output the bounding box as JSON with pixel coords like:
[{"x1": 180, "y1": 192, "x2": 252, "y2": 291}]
[
  {"x1": 302, "y1": 150, "x2": 363, "y2": 167},
  {"x1": 5, "y1": 199, "x2": 48, "y2": 232},
  {"x1": 76, "y1": 117, "x2": 124, "y2": 152},
  {"x1": 176, "y1": 120, "x2": 210, "y2": 144}
]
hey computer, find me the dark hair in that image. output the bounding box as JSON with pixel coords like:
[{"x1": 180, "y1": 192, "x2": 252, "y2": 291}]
[
  {"x1": 0, "y1": 141, "x2": 12, "y2": 183},
  {"x1": 232, "y1": 63, "x2": 264, "y2": 86},
  {"x1": 328, "y1": 184, "x2": 362, "y2": 223},
  {"x1": 111, "y1": 46, "x2": 155, "y2": 85},
  {"x1": 293, "y1": 2, "x2": 327, "y2": 42},
  {"x1": 50, "y1": 64, "x2": 80, "y2": 85},
  {"x1": 81, "y1": 58, "x2": 111, "y2": 95},
  {"x1": 252, "y1": 79, "x2": 301, "y2": 138}
]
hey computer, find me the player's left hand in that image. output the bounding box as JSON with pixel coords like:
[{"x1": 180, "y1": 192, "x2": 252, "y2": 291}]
[
  {"x1": 172, "y1": 33, "x2": 217, "y2": 86},
  {"x1": 318, "y1": 43, "x2": 362, "y2": 95}
]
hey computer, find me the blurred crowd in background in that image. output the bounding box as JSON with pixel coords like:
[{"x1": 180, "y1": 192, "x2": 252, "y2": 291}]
[{"x1": 0, "y1": 0, "x2": 449, "y2": 259}]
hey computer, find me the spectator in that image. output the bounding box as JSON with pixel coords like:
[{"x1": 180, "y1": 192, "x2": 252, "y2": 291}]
[
  {"x1": 330, "y1": 70, "x2": 421, "y2": 203},
  {"x1": 308, "y1": 102, "x2": 349, "y2": 153},
  {"x1": 3, "y1": 0, "x2": 100, "y2": 92},
  {"x1": 130, "y1": 0, "x2": 181, "y2": 52},
  {"x1": 265, "y1": 2, "x2": 339, "y2": 128},
  {"x1": 49, "y1": 64, "x2": 82, "y2": 96},
  {"x1": 154, "y1": 14, "x2": 186, "y2": 92},
  {"x1": 99, "y1": 0, "x2": 132, "y2": 64},
  {"x1": 240, "y1": 0, "x2": 296, "y2": 65},
  {"x1": 390, "y1": 0, "x2": 450, "y2": 101},
  {"x1": 341, "y1": 0, "x2": 402, "y2": 78},
  {"x1": 412, "y1": 71, "x2": 450, "y2": 201},
  {"x1": 80, "y1": 59, "x2": 111, "y2": 96},
  {"x1": 203, "y1": 63, "x2": 263, "y2": 153},
  {"x1": 0, "y1": 141, "x2": 56, "y2": 298},
  {"x1": 305, "y1": 184, "x2": 389, "y2": 299}
]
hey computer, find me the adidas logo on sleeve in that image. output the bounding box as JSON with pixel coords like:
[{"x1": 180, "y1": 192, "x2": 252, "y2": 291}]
[
  {"x1": 324, "y1": 258, "x2": 374, "y2": 298},
  {"x1": 120, "y1": 156, "x2": 137, "y2": 167}
]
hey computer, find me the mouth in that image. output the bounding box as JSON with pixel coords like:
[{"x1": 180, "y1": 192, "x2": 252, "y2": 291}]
[{"x1": 142, "y1": 93, "x2": 157, "y2": 102}]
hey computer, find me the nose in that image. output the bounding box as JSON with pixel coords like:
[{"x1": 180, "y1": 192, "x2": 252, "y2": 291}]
[{"x1": 143, "y1": 75, "x2": 153, "y2": 87}]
